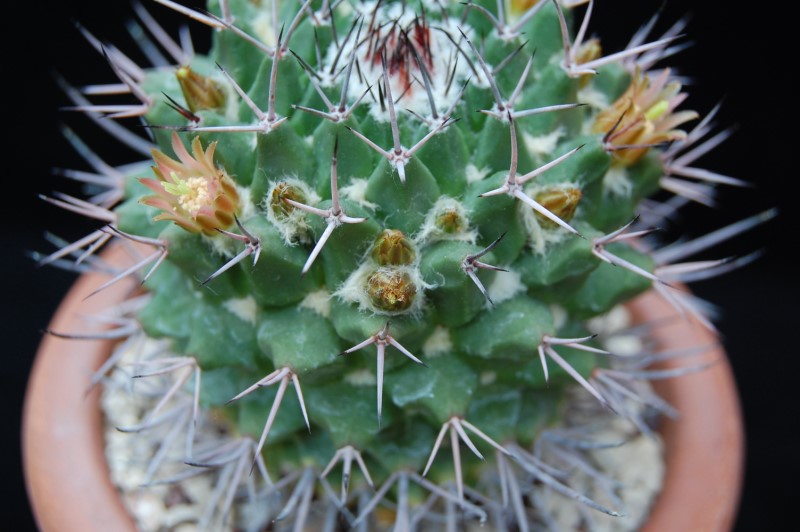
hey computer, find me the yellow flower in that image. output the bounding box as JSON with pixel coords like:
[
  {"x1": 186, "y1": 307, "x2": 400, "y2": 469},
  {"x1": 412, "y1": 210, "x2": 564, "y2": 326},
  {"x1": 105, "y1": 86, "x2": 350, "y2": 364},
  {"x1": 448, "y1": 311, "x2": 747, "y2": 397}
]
[
  {"x1": 140, "y1": 133, "x2": 239, "y2": 235},
  {"x1": 594, "y1": 69, "x2": 698, "y2": 166}
]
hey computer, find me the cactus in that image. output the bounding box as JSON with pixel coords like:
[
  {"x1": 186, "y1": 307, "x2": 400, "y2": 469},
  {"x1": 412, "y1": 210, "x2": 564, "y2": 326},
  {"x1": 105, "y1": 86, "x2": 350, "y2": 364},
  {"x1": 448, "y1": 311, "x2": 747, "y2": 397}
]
[{"x1": 41, "y1": 0, "x2": 771, "y2": 529}]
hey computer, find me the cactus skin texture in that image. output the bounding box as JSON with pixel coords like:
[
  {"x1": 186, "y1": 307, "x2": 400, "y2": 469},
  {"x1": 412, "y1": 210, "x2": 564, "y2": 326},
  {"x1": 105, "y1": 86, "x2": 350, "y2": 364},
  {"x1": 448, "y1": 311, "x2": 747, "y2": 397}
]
[{"x1": 44, "y1": 0, "x2": 771, "y2": 529}]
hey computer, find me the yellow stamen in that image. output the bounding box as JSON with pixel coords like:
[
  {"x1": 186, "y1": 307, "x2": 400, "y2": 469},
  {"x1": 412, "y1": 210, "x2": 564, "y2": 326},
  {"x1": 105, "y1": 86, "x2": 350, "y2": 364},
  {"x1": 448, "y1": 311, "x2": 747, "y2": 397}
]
[
  {"x1": 176, "y1": 176, "x2": 212, "y2": 213},
  {"x1": 163, "y1": 173, "x2": 213, "y2": 213}
]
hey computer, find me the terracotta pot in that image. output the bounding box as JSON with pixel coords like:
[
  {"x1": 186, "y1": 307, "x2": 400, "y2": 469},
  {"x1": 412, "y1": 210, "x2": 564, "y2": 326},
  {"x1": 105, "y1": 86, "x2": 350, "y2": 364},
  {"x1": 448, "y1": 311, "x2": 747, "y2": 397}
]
[
  {"x1": 22, "y1": 245, "x2": 743, "y2": 531},
  {"x1": 636, "y1": 289, "x2": 744, "y2": 531},
  {"x1": 23, "y1": 245, "x2": 139, "y2": 531}
]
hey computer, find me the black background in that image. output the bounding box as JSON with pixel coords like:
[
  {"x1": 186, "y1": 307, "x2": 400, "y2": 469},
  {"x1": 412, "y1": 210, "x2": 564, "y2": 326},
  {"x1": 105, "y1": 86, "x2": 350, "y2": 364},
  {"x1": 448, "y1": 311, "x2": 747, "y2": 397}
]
[{"x1": 5, "y1": 1, "x2": 795, "y2": 530}]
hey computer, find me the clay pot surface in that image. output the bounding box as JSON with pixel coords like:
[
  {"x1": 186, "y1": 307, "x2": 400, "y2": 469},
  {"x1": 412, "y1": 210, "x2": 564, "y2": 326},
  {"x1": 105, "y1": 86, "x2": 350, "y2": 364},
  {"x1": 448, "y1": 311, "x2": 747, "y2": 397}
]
[
  {"x1": 23, "y1": 246, "x2": 743, "y2": 531},
  {"x1": 635, "y1": 288, "x2": 744, "y2": 531},
  {"x1": 23, "y1": 247, "x2": 138, "y2": 531}
]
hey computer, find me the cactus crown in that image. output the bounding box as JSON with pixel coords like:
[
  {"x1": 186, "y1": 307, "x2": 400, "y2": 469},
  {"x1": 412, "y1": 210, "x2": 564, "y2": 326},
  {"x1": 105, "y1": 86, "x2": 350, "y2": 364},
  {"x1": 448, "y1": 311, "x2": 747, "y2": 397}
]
[{"x1": 43, "y1": 0, "x2": 770, "y2": 528}]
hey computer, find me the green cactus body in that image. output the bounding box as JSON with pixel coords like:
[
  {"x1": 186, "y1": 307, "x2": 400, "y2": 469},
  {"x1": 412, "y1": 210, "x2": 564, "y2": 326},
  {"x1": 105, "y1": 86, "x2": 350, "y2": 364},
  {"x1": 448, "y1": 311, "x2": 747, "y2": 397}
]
[{"x1": 46, "y1": 0, "x2": 766, "y2": 528}]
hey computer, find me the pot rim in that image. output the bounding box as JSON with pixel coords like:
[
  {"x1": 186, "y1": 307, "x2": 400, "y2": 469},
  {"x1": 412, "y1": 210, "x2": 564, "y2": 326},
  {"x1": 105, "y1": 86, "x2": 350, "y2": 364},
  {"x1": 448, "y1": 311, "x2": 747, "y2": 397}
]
[{"x1": 22, "y1": 245, "x2": 743, "y2": 531}]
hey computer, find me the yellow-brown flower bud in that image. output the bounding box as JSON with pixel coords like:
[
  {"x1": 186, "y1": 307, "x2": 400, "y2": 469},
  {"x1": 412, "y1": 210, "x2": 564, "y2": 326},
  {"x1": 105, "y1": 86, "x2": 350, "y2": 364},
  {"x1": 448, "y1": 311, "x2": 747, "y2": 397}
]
[
  {"x1": 533, "y1": 187, "x2": 582, "y2": 229},
  {"x1": 176, "y1": 66, "x2": 226, "y2": 113},
  {"x1": 574, "y1": 38, "x2": 601, "y2": 87},
  {"x1": 509, "y1": 0, "x2": 541, "y2": 17},
  {"x1": 270, "y1": 182, "x2": 308, "y2": 219},
  {"x1": 435, "y1": 208, "x2": 467, "y2": 235},
  {"x1": 366, "y1": 269, "x2": 417, "y2": 312},
  {"x1": 371, "y1": 230, "x2": 415, "y2": 266},
  {"x1": 574, "y1": 38, "x2": 602, "y2": 66}
]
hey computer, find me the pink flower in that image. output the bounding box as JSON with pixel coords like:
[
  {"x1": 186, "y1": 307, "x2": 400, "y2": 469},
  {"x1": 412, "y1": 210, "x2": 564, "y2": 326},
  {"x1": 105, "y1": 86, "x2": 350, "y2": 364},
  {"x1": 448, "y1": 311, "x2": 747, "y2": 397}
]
[
  {"x1": 140, "y1": 133, "x2": 239, "y2": 235},
  {"x1": 594, "y1": 69, "x2": 698, "y2": 166}
]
